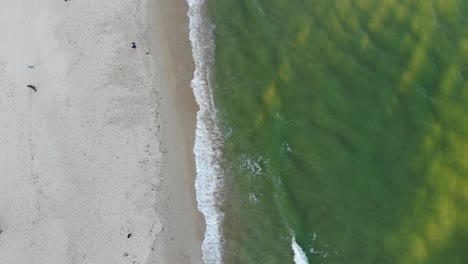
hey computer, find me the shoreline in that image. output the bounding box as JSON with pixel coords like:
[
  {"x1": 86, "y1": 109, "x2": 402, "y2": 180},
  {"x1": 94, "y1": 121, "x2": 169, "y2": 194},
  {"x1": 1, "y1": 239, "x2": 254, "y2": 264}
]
[
  {"x1": 144, "y1": 0, "x2": 205, "y2": 263},
  {"x1": 186, "y1": 0, "x2": 225, "y2": 263}
]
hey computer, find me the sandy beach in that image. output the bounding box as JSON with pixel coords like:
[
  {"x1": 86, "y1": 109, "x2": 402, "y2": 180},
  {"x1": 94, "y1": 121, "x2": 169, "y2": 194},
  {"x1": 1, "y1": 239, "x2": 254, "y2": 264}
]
[
  {"x1": 145, "y1": 0, "x2": 205, "y2": 263},
  {"x1": 0, "y1": 0, "x2": 203, "y2": 263}
]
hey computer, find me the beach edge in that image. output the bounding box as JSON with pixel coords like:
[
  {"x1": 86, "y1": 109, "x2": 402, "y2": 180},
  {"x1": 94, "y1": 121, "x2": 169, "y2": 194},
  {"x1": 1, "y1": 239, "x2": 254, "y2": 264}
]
[{"x1": 144, "y1": 0, "x2": 205, "y2": 263}]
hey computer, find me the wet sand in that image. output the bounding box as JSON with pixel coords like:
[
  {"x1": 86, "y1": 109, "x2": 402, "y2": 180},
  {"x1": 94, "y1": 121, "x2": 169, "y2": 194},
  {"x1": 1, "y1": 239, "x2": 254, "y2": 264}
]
[{"x1": 145, "y1": 0, "x2": 205, "y2": 263}]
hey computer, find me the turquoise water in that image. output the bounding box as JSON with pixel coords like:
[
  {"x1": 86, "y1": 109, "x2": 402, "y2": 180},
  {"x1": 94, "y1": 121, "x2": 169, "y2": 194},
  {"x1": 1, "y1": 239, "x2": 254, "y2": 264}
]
[{"x1": 206, "y1": 0, "x2": 468, "y2": 263}]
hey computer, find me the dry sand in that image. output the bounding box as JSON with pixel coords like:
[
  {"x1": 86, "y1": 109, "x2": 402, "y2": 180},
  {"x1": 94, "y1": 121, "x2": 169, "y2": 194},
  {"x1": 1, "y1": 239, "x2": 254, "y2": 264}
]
[{"x1": 0, "y1": 0, "x2": 203, "y2": 263}]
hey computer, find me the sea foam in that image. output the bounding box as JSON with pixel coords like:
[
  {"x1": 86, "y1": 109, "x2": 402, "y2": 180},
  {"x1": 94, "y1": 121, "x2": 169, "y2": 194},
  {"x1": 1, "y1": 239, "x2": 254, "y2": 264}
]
[
  {"x1": 186, "y1": 0, "x2": 224, "y2": 263},
  {"x1": 292, "y1": 237, "x2": 310, "y2": 264}
]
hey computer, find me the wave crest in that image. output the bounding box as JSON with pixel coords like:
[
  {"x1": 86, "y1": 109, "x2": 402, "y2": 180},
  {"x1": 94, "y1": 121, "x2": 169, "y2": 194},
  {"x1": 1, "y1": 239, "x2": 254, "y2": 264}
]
[
  {"x1": 186, "y1": 0, "x2": 224, "y2": 263},
  {"x1": 292, "y1": 237, "x2": 309, "y2": 264}
]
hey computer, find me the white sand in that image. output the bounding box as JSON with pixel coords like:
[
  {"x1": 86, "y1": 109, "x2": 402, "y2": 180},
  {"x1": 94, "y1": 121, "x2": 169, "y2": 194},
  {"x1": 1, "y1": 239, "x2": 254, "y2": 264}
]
[{"x1": 0, "y1": 0, "x2": 202, "y2": 263}]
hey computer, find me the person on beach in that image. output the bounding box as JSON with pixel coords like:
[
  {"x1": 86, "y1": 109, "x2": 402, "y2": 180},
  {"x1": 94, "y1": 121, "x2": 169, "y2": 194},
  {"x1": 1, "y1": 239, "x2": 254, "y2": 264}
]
[{"x1": 27, "y1": 85, "x2": 37, "y2": 92}]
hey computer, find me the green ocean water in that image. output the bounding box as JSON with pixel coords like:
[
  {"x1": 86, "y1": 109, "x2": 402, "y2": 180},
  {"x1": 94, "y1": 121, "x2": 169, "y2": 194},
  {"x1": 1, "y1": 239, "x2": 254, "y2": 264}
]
[{"x1": 207, "y1": 0, "x2": 468, "y2": 263}]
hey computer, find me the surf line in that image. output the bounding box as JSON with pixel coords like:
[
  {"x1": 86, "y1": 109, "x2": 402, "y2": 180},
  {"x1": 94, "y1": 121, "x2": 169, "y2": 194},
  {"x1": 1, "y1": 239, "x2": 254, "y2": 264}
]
[
  {"x1": 186, "y1": 0, "x2": 225, "y2": 263},
  {"x1": 292, "y1": 236, "x2": 310, "y2": 264}
]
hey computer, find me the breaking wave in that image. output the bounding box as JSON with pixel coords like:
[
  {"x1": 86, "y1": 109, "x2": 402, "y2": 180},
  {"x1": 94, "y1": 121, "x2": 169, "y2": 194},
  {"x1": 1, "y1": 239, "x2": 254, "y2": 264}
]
[
  {"x1": 186, "y1": 0, "x2": 224, "y2": 263},
  {"x1": 292, "y1": 236, "x2": 310, "y2": 264}
]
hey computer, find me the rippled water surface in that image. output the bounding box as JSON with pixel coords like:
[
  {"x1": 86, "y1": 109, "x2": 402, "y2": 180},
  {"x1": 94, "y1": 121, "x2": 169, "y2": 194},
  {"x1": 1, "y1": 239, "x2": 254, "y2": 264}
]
[{"x1": 207, "y1": 1, "x2": 468, "y2": 263}]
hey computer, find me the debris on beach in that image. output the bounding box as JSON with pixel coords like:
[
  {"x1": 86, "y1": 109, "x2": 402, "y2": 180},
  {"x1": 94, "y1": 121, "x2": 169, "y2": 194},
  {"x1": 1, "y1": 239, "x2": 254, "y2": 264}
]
[
  {"x1": 27, "y1": 84, "x2": 37, "y2": 92},
  {"x1": 127, "y1": 233, "x2": 132, "y2": 238},
  {"x1": 131, "y1": 42, "x2": 137, "y2": 49},
  {"x1": 28, "y1": 65, "x2": 34, "y2": 69}
]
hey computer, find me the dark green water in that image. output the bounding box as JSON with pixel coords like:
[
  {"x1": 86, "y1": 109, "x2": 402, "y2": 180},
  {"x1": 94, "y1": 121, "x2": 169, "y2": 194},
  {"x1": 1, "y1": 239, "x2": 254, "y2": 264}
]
[{"x1": 208, "y1": 0, "x2": 468, "y2": 263}]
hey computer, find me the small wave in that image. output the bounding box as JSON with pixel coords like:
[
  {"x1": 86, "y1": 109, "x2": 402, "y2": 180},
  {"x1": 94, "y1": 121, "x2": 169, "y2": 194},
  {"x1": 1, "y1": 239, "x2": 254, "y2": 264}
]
[
  {"x1": 292, "y1": 237, "x2": 309, "y2": 264},
  {"x1": 185, "y1": 0, "x2": 224, "y2": 263},
  {"x1": 240, "y1": 154, "x2": 269, "y2": 176}
]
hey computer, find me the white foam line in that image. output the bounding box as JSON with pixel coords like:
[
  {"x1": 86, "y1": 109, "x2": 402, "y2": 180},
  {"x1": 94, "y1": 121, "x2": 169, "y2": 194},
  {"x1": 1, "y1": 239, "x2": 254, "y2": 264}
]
[
  {"x1": 292, "y1": 237, "x2": 310, "y2": 264},
  {"x1": 186, "y1": 0, "x2": 224, "y2": 263}
]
